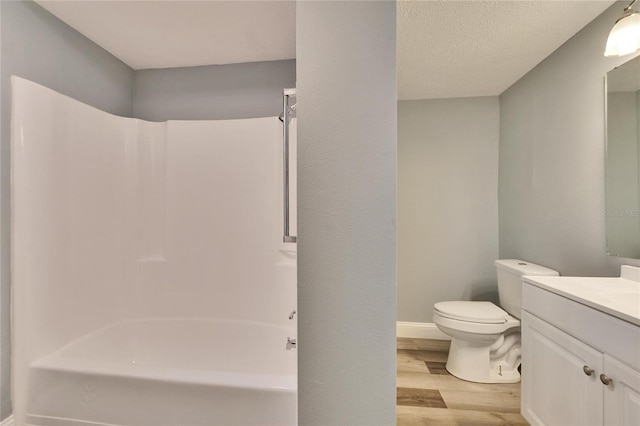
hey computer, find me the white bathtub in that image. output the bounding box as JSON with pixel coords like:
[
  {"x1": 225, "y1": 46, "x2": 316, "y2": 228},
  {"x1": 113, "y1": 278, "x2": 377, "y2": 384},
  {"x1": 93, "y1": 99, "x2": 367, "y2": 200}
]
[{"x1": 24, "y1": 318, "x2": 297, "y2": 426}]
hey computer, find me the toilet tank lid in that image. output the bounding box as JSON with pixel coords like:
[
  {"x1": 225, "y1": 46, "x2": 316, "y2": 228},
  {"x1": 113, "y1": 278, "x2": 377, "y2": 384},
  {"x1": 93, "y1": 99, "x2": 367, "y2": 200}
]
[
  {"x1": 495, "y1": 259, "x2": 559, "y2": 276},
  {"x1": 434, "y1": 301, "x2": 509, "y2": 324}
]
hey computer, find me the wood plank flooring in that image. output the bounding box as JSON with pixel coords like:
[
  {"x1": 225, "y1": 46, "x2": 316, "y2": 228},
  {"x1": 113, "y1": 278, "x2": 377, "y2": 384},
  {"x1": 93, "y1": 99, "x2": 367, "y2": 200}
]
[{"x1": 397, "y1": 338, "x2": 529, "y2": 425}]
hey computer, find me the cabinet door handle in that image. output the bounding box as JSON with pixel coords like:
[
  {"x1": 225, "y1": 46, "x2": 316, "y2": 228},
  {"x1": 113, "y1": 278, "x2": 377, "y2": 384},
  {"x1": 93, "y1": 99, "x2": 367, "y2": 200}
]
[
  {"x1": 583, "y1": 366, "x2": 595, "y2": 376},
  {"x1": 600, "y1": 374, "x2": 612, "y2": 386}
]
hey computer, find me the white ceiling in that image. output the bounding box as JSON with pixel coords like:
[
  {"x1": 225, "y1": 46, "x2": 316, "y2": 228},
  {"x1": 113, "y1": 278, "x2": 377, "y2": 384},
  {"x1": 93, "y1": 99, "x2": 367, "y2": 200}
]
[
  {"x1": 35, "y1": 0, "x2": 296, "y2": 70},
  {"x1": 36, "y1": 0, "x2": 618, "y2": 99}
]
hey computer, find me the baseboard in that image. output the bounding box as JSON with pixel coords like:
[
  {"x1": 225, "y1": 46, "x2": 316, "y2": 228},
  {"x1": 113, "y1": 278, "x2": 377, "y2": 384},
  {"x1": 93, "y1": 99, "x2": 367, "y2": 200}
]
[
  {"x1": 0, "y1": 415, "x2": 15, "y2": 426},
  {"x1": 397, "y1": 321, "x2": 450, "y2": 340}
]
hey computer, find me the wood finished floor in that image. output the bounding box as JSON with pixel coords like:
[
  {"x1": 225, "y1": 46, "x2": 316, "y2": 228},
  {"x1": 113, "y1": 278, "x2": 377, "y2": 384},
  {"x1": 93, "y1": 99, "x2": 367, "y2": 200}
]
[{"x1": 397, "y1": 338, "x2": 529, "y2": 426}]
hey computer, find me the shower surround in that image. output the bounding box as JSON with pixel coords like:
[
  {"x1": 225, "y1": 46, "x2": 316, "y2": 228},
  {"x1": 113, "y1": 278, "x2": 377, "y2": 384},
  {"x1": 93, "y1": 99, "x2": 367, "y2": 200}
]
[{"x1": 11, "y1": 77, "x2": 297, "y2": 425}]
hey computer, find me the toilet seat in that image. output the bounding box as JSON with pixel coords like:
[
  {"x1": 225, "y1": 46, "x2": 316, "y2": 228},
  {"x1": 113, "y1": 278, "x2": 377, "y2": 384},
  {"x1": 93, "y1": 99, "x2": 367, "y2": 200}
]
[{"x1": 434, "y1": 301, "x2": 509, "y2": 324}]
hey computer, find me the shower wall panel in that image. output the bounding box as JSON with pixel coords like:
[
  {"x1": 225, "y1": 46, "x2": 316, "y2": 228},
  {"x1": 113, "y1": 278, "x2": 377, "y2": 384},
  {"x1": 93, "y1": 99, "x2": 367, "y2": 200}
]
[
  {"x1": 126, "y1": 118, "x2": 295, "y2": 324},
  {"x1": 11, "y1": 77, "x2": 296, "y2": 423},
  {"x1": 11, "y1": 77, "x2": 132, "y2": 419}
]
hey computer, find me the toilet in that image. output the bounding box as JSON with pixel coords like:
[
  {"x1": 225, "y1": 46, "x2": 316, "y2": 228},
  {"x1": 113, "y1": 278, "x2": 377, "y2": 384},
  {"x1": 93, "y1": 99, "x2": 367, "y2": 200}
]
[{"x1": 433, "y1": 259, "x2": 559, "y2": 384}]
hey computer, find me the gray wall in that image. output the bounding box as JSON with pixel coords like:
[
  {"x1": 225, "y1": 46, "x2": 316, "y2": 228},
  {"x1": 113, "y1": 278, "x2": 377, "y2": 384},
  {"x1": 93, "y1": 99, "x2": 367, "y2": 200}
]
[
  {"x1": 0, "y1": 0, "x2": 135, "y2": 419},
  {"x1": 398, "y1": 97, "x2": 500, "y2": 323},
  {"x1": 133, "y1": 60, "x2": 296, "y2": 121},
  {"x1": 499, "y1": 1, "x2": 640, "y2": 276},
  {"x1": 297, "y1": 1, "x2": 396, "y2": 424}
]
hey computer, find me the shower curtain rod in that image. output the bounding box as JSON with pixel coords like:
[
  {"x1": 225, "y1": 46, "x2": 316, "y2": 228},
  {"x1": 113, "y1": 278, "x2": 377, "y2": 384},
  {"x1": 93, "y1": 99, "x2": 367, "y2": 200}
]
[{"x1": 282, "y1": 88, "x2": 296, "y2": 243}]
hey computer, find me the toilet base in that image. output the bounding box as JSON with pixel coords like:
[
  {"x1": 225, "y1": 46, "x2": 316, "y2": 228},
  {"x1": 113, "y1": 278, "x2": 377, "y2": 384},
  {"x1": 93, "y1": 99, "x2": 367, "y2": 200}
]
[{"x1": 445, "y1": 334, "x2": 521, "y2": 384}]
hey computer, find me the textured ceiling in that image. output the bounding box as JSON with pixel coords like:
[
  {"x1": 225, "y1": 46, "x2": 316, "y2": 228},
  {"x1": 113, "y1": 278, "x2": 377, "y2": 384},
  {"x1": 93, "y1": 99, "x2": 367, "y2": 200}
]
[
  {"x1": 36, "y1": 0, "x2": 618, "y2": 99},
  {"x1": 398, "y1": 0, "x2": 616, "y2": 100},
  {"x1": 35, "y1": 0, "x2": 296, "y2": 70}
]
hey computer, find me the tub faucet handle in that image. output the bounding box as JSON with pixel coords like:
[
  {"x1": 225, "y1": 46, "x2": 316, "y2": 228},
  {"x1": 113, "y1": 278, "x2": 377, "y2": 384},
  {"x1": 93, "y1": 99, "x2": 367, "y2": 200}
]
[
  {"x1": 286, "y1": 337, "x2": 297, "y2": 350},
  {"x1": 288, "y1": 310, "x2": 296, "y2": 320}
]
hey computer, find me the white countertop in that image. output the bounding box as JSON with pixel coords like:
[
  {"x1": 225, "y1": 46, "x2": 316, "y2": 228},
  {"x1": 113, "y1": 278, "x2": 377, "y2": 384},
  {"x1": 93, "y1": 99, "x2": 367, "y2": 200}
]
[{"x1": 522, "y1": 265, "x2": 640, "y2": 327}]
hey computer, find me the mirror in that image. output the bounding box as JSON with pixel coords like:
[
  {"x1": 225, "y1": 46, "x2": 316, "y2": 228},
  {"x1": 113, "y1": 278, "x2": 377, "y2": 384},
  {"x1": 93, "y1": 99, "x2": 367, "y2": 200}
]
[{"x1": 606, "y1": 55, "x2": 640, "y2": 259}]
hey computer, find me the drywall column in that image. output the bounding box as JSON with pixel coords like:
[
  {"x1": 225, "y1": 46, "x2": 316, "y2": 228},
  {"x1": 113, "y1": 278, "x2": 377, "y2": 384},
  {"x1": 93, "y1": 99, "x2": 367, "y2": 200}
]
[
  {"x1": 0, "y1": 4, "x2": 3, "y2": 420},
  {"x1": 296, "y1": 2, "x2": 396, "y2": 424}
]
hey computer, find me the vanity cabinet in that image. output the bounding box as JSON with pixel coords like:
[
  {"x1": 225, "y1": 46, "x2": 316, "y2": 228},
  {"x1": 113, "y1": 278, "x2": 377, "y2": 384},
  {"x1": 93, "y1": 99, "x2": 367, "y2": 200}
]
[
  {"x1": 521, "y1": 277, "x2": 640, "y2": 426},
  {"x1": 522, "y1": 311, "x2": 603, "y2": 425}
]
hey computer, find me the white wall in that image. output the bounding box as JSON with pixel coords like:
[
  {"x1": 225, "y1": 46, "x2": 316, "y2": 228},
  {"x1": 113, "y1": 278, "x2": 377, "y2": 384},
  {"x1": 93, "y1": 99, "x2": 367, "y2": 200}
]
[
  {"x1": 499, "y1": 2, "x2": 640, "y2": 275},
  {"x1": 297, "y1": 1, "x2": 397, "y2": 424},
  {"x1": 398, "y1": 97, "x2": 500, "y2": 323}
]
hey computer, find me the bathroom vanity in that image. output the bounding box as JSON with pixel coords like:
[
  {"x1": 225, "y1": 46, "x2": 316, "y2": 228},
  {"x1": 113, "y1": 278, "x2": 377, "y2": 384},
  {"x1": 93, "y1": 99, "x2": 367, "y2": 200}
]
[{"x1": 521, "y1": 265, "x2": 640, "y2": 426}]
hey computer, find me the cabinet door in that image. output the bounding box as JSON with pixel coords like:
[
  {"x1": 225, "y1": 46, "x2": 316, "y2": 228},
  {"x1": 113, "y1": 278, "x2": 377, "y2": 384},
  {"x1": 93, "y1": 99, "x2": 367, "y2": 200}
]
[
  {"x1": 522, "y1": 311, "x2": 604, "y2": 426},
  {"x1": 603, "y1": 355, "x2": 640, "y2": 425}
]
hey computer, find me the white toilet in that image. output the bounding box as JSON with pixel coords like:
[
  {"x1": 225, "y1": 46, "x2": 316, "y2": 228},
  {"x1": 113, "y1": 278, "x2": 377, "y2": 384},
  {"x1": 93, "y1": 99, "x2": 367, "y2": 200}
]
[{"x1": 433, "y1": 259, "x2": 559, "y2": 384}]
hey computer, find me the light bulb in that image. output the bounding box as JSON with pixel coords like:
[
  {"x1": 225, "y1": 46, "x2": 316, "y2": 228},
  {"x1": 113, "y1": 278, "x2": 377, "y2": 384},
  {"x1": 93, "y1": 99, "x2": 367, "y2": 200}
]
[{"x1": 605, "y1": 11, "x2": 640, "y2": 57}]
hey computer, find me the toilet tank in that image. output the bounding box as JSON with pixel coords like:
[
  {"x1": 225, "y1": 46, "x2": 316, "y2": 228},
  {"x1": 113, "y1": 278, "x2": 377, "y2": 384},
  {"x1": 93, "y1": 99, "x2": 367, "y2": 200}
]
[{"x1": 495, "y1": 259, "x2": 559, "y2": 319}]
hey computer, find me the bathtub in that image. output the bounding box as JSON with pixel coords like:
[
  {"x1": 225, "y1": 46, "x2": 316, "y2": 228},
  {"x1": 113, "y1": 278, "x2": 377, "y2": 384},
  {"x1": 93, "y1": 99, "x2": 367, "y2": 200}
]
[{"x1": 24, "y1": 318, "x2": 297, "y2": 426}]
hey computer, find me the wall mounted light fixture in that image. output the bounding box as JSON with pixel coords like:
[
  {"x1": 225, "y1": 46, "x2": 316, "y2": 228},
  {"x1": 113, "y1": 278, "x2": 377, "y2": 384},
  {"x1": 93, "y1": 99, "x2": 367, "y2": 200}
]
[{"x1": 605, "y1": 0, "x2": 640, "y2": 57}]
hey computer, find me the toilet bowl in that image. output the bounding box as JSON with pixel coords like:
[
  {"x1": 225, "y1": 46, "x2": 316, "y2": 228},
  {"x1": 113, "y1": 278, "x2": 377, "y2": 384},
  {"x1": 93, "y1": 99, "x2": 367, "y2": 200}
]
[
  {"x1": 434, "y1": 301, "x2": 521, "y2": 383},
  {"x1": 433, "y1": 259, "x2": 559, "y2": 384}
]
